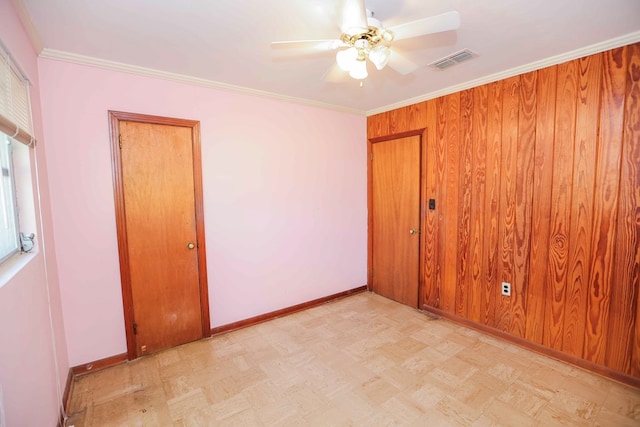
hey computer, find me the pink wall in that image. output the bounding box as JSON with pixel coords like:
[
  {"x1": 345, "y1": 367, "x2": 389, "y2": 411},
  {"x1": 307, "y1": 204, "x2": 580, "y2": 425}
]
[
  {"x1": 37, "y1": 59, "x2": 367, "y2": 366},
  {"x1": 0, "y1": 0, "x2": 69, "y2": 425}
]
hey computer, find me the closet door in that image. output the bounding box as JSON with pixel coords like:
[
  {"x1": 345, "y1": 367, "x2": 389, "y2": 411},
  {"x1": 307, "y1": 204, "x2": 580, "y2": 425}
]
[
  {"x1": 371, "y1": 135, "x2": 421, "y2": 307},
  {"x1": 110, "y1": 111, "x2": 210, "y2": 359}
]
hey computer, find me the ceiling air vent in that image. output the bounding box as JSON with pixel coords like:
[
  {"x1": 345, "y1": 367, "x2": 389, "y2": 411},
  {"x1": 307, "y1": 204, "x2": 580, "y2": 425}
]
[{"x1": 429, "y1": 49, "x2": 477, "y2": 70}]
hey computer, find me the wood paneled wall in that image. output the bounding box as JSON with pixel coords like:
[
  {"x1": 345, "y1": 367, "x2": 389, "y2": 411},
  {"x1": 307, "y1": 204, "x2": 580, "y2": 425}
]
[{"x1": 367, "y1": 42, "x2": 640, "y2": 381}]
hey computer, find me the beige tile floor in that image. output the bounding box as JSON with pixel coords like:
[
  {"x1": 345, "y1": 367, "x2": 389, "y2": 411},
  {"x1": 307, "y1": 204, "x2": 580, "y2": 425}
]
[{"x1": 66, "y1": 292, "x2": 640, "y2": 426}]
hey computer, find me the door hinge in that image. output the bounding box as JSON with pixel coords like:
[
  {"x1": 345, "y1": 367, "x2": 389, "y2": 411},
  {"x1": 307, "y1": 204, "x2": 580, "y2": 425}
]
[
  {"x1": 371, "y1": 268, "x2": 374, "y2": 277},
  {"x1": 370, "y1": 152, "x2": 373, "y2": 160},
  {"x1": 119, "y1": 134, "x2": 123, "y2": 149},
  {"x1": 133, "y1": 322, "x2": 138, "y2": 335}
]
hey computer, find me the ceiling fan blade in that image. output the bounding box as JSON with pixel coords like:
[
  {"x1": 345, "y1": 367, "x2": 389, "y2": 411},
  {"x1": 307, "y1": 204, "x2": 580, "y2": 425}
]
[
  {"x1": 388, "y1": 11, "x2": 460, "y2": 41},
  {"x1": 387, "y1": 50, "x2": 419, "y2": 75},
  {"x1": 322, "y1": 63, "x2": 348, "y2": 83},
  {"x1": 271, "y1": 40, "x2": 344, "y2": 52},
  {"x1": 338, "y1": 0, "x2": 368, "y2": 35}
]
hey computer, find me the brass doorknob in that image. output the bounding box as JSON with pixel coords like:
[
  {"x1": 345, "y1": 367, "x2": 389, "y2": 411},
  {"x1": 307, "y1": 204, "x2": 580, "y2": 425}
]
[
  {"x1": 409, "y1": 229, "x2": 418, "y2": 235},
  {"x1": 187, "y1": 242, "x2": 195, "y2": 249}
]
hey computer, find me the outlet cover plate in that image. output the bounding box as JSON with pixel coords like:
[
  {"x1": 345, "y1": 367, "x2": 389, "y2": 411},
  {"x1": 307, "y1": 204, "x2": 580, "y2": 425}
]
[{"x1": 501, "y1": 282, "x2": 511, "y2": 296}]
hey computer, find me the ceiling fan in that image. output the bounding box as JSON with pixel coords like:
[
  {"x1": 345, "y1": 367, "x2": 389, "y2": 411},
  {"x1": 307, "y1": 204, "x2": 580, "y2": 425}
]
[{"x1": 272, "y1": 0, "x2": 460, "y2": 81}]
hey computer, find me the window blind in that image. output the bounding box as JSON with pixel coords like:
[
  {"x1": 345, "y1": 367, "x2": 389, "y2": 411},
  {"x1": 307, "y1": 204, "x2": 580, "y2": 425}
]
[{"x1": 0, "y1": 40, "x2": 34, "y2": 147}]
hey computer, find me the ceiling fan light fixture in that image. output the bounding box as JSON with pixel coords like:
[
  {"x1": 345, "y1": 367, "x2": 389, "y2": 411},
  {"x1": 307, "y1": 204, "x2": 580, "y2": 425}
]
[
  {"x1": 349, "y1": 58, "x2": 368, "y2": 80},
  {"x1": 369, "y1": 46, "x2": 390, "y2": 70},
  {"x1": 273, "y1": 5, "x2": 462, "y2": 84},
  {"x1": 354, "y1": 38, "x2": 370, "y2": 49},
  {"x1": 336, "y1": 47, "x2": 358, "y2": 71}
]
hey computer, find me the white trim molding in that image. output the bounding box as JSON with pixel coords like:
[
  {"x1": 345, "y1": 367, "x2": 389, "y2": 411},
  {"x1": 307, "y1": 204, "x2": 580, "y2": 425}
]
[
  {"x1": 39, "y1": 49, "x2": 366, "y2": 116},
  {"x1": 367, "y1": 31, "x2": 640, "y2": 116},
  {"x1": 37, "y1": 31, "x2": 640, "y2": 118}
]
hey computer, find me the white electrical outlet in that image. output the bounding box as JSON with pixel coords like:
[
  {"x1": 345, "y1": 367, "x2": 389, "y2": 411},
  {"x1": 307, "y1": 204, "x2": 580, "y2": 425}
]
[{"x1": 501, "y1": 282, "x2": 511, "y2": 296}]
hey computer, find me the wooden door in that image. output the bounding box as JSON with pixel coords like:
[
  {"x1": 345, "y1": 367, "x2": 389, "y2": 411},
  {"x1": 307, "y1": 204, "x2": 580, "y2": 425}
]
[
  {"x1": 371, "y1": 135, "x2": 421, "y2": 307},
  {"x1": 110, "y1": 111, "x2": 210, "y2": 359}
]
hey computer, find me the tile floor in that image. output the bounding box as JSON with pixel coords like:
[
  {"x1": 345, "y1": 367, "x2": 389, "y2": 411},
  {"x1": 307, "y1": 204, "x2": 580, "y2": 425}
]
[{"x1": 65, "y1": 292, "x2": 640, "y2": 426}]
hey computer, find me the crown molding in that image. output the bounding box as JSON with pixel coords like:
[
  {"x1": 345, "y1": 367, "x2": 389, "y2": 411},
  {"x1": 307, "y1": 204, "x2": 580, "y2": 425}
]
[
  {"x1": 39, "y1": 48, "x2": 366, "y2": 116},
  {"x1": 36, "y1": 31, "x2": 640, "y2": 118},
  {"x1": 366, "y1": 31, "x2": 640, "y2": 116}
]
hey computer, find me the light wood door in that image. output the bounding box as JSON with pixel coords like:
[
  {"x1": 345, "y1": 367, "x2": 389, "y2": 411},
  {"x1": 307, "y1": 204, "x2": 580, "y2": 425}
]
[
  {"x1": 371, "y1": 135, "x2": 421, "y2": 307},
  {"x1": 112, "y1": 112, "x2": 209, "y2": 358}
]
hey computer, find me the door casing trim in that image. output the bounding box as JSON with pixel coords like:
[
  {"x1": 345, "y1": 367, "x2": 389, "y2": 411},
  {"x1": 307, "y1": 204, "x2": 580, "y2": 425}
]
[{"x1": 109, "y1": 110, "x2": 211, "y2": 360}]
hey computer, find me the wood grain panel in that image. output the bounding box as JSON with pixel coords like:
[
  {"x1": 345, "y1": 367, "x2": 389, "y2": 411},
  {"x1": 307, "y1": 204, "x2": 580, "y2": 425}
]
[
  {"x1": 607, "y1": 43, "x2": 640, "y2": 374},
  {"x1": 417, "y1": 121, "x2": 427, "y2": 314},
  {"x1": 409, "y1": 102, "x2": 428, "y2": 132},
  {"x1": 368, "y1": 111, "x2": 390, "y2": 139},
  {"x1": 584, "y1": 47, "x2": 626, "y2": 366},
  {"x1": 434, "y1": 97, "x2": 449, "y2": 310},
  {"x1": 387, "y1": 102, "x2": 427, "y2": 135},
  {"x1": 626, "y1": 44, "x2": 640, "y2": 376},
  {"x1": 542, "y1": 60, "x2": 578, "y2": 351},
  {"x1": 562, "y1": 54, "x2": 602, "y2": 357},
  {"x1": 388, "y1": 108, "x2": 403, "y2": 135},
  {"x1": 481, "y1": 81, "x2": 503, "y2": 327},
  {"x1": 469, "y1": 85, "x2": 488, "y2": 323},
  {"x1": 421, "y1": 100, "x2": 439, "y2": 307},
  {"x1": 510, "y1": 70, "x2": 536, "y2": 338},
  {"x1": 495, "y1": 76, "x2": 520, "y2": 332},
  {"x1": 367, "y1": 41, "x2": 640, "y2": 383},
  {"x1": 525, "y1": 65, "x2": 556, "y2": 343},
  {"x1": 441, "y1": 93, "x2": 461, "y2": 313},
  {"x1": 456, "y1": 89, "x2": 474, "y2": 318}
]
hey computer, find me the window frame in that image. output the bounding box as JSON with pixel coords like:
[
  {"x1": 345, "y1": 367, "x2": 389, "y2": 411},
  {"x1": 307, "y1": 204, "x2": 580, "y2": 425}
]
[
  {"x1": 0, "y1": 38, "x2": 37, "y2": 273},
  {"x1": 0, "y1": 133, "x2": 20, "y2": 263}
]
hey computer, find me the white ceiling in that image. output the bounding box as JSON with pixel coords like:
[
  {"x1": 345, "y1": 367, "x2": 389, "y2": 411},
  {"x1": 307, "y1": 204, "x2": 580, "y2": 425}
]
[{"x1": 15, "y1": 0, "x2": 640, "y2": 114}]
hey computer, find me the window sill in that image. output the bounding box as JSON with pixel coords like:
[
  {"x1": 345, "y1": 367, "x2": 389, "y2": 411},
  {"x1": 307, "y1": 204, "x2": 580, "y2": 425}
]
[{"x1": 0, "y1": 251, "x2": 38, "y2": 289}]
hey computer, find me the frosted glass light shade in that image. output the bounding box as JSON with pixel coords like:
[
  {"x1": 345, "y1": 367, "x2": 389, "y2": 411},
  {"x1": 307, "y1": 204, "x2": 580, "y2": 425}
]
[
  {"x1": 369, "y1": 46, "x2": 390, "y2": 70},
  {"x1": 349, "y1": 59, "x2": 368, "y2": 80},
  {"x1": 336, "y1": 48, "x2": 358, "y2": 71}
]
